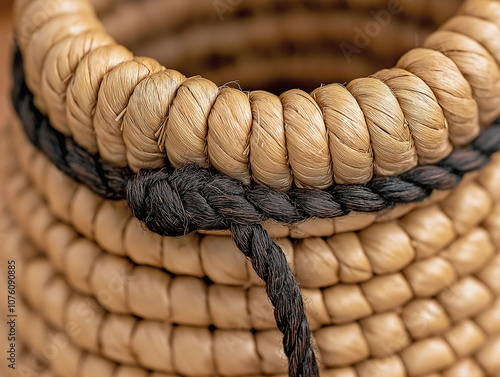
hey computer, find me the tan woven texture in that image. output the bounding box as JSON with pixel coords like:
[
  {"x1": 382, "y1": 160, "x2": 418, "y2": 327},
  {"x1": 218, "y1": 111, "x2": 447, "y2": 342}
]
[
  {"x1": 7, "y1": 0, "x2": 500, "y2": 376},
  {"x1": 4, "y1": 112, "x2": 500, "y2": 376},
  {"x1": 14, "y1": 0, "x2": 500, "y2": 189}
]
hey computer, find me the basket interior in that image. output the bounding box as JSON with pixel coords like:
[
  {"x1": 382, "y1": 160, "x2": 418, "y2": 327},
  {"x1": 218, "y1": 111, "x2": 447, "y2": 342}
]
[{"x1": 95, "y1": 0, "x2": 464, "y2": 93}]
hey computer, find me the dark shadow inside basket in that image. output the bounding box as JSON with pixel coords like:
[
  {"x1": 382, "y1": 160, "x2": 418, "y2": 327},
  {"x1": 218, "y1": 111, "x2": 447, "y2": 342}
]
[{"x1": 96, "y1": 0, "x2": 463, "y2": 94}]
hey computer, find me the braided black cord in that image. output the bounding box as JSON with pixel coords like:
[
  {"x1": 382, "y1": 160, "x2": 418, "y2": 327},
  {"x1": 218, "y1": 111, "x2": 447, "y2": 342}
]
[
  {"x1": 11, "y1": 45, "x2": 500, "y2": 376},
  {"x1": 11, "y1": 46, "x2": 130, "y2": 200},
  {"x1": 231, "y1": 223, "x2": 317, "y2": 377}
]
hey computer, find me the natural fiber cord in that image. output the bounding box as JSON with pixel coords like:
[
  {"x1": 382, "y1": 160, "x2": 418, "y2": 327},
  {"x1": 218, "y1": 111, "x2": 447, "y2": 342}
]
[
  {"x1": 10, "y1": 44, "x2": 500, "y2": 377},
  {"x1": 14, "y1": 0, "x2": 500, "y2": 190},
  {"x1": 12, "y1": 46, "x2": 500, "y2": 224}
]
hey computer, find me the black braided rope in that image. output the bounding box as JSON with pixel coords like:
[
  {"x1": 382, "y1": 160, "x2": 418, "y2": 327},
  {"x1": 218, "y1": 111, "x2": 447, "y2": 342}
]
[{"x1": 11, "y1": 45, "x2": 500, "y2": 377}]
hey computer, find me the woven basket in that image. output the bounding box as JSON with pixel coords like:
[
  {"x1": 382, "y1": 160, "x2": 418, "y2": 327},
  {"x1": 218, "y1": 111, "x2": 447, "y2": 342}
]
[{"x1": 3, "y1": 0, "x2": 500, "y2": 376}]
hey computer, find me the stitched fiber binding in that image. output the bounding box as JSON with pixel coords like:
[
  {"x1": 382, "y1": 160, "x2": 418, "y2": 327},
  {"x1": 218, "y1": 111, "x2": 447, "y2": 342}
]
[{"x1": 11, "y1": 45, "x2": 500, "y2": 377}]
